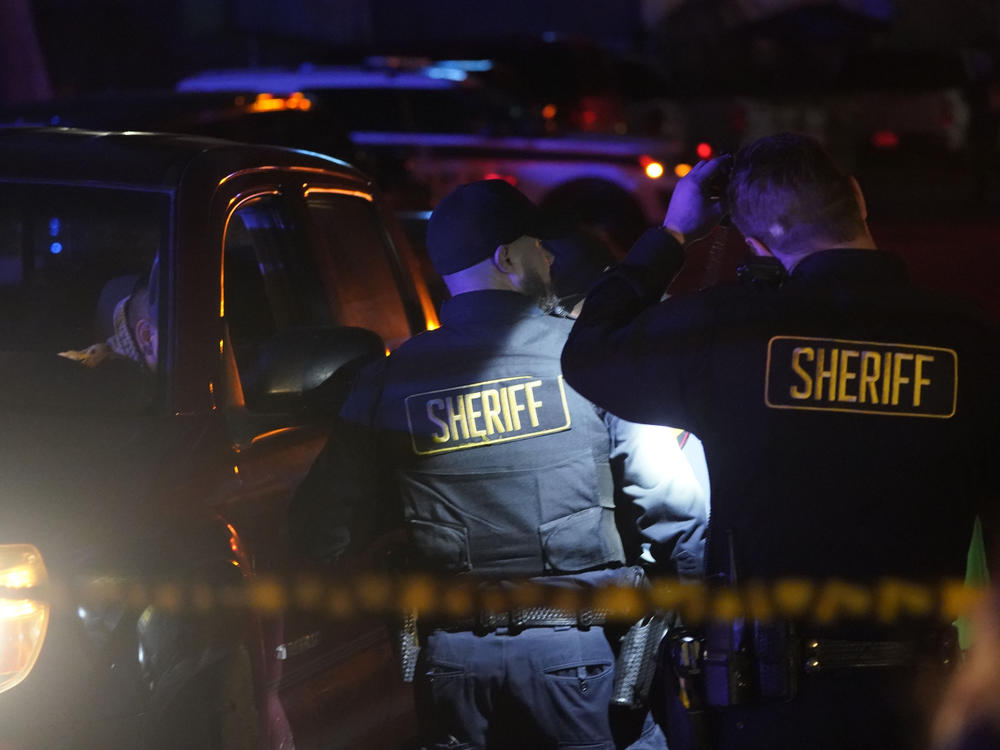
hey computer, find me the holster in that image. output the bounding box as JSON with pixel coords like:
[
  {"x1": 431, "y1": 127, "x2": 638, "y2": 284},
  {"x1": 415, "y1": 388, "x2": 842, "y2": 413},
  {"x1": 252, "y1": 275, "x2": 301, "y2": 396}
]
[
  {"x1": 611, "y1": 613, "x2": 670, "y2": 709},
  {"x1": 670, "y1": 620, "x2": 801, "y2": 709},
  {"x1": 702, "y1": 618, "x2": 756, "y2": 707},
  {"x1": 753, "y1": 620, "x2": 800, "y2": 701}
]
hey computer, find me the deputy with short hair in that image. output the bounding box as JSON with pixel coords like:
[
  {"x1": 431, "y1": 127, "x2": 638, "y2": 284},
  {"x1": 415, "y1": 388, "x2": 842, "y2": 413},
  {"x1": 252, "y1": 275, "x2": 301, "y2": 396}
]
[
  {"x1": 561, "y1": 133, "x2": 1000, "y2": 749},
  {"x1": 290, "y1": 179, "x2": 708, "y2": 749}
]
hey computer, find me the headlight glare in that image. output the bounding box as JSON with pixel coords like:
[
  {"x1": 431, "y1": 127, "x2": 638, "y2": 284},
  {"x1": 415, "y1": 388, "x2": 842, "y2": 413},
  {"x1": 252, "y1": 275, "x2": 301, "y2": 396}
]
[{"x1": 0, "y1": 544, "x2": 49, "y2": 694}]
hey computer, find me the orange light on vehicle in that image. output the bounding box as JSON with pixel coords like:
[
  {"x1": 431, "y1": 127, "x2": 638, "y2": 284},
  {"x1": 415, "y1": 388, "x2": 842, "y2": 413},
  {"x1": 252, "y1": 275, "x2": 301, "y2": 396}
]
[
  {"x1": 415, "y1": 285, "x2": 440, "y2": 332},
  {"x1": 249, "y1": 93, "x2": 282, "y2": 112},
  {"x1": 302, "y1": 187, "x2": 373, "y2": 202},
  {"x1": 542, "y1": 104, "x2": 557, "y2": 120},
  {"x1": 674, "y1": 163, "x2": 693, "y2": 178},
  {"x1": 248, "y1": 92, "x2": 312, "y2": 113},
  {"x1": 249, "y1": 427, "x2": 298, "y2": 445},
  {"x1": 872, "y1": 130, "x2": 900, "y2": 149},
  {"x1": 696, "y1": 142, "x2": 713, "y2": 159},
  {"x1": 226, "y1": 524, "x2": 245, "y2": 560},
  {"x1": 286, "y1": 91, "x2": 312, "y2": 111}
]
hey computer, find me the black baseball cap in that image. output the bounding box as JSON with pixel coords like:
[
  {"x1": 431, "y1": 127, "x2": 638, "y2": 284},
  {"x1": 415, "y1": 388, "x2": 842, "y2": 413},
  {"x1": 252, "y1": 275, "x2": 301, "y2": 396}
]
[{"x1": 426, "y1": 179, "x2": 558, "y2": 275}]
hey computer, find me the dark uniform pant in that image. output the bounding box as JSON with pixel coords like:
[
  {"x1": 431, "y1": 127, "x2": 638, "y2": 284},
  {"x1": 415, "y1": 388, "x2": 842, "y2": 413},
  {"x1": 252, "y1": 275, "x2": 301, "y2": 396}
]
[
  {"x1": 661, "y1": 667, "x2": 936, "y2": 750},
  {"x1": 416, "y1": 626, "x2": 666, "y2": 750}
]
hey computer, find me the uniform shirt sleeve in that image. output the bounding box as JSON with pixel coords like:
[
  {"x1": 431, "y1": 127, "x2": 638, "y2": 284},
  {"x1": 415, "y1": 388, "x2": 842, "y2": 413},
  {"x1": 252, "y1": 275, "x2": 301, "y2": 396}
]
[
  {"x1": 562, "y1": 227, "x2": 713, "y2": 430},
  {"x1": 605, "y1": 413, "x2": 708, "y2": 581},
  {"x1": 288, "y1": 358, "x2": 391, "y2": 562}
]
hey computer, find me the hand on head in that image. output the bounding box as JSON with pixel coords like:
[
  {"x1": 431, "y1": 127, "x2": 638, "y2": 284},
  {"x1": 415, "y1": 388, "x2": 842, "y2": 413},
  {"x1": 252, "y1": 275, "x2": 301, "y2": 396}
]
[{"x1": 662, "y1": 155, "x2": 732, "y2": 246}]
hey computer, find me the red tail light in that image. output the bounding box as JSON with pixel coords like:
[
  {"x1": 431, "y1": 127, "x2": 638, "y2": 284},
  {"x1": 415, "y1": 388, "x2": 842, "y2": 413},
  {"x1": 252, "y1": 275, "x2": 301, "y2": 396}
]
[{"x1": 872, "y1": 131, "x2": 900, "y2": 149}]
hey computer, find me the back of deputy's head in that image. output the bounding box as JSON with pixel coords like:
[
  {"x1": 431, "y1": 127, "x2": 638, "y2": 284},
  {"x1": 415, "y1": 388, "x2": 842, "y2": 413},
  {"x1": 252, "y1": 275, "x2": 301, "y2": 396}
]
[
  {"x1": 547, "y1": 229, "x2": 616, "y2": 313},
  {"x1": 426, "y1": 179, "x2": 550, "y2": 276},
  {"x1": 726, "y1": 132, "x2": 866, "y2": 256}
]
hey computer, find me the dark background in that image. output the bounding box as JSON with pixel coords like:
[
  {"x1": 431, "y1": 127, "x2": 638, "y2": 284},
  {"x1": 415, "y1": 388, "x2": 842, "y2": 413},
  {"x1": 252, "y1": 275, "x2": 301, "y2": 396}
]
[
  {"x1": 2, "y1": 0, "x2": 997, "y2": 101},
  {"x1": 1, "y1": 0, "x2": 999, "y2": 314}
]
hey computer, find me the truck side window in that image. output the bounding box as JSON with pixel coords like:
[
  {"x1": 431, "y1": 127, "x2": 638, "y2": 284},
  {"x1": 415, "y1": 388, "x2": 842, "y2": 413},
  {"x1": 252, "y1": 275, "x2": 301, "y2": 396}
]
[
  {"x1": 223, "y1": 193, "x2": 330, "y2": 409},
  {"x1": 306, "y1": 194, "x2": 411, "y2": 350}
]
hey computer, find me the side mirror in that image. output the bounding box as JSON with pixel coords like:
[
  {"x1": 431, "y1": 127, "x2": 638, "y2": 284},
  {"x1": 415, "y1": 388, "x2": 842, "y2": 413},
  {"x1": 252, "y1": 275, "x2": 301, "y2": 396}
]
[{"x1": 245, "y1": 326, "x2": 384, "y2": 414}]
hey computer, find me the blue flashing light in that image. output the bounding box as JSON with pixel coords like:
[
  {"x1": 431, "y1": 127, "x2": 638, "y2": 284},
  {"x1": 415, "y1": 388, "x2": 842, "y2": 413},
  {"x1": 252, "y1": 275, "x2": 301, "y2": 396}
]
[
  {"x1": 398, "y1": 210, "x2": 433, "y2": 221},
  {"x1": 423, "y1": 67, "x2": 467, "y2": 82},
  {"x1": 49, "y1": 242, "x2": 63, "y2": 255},
  {"x1": 436, "y1": 59, "x2": 494, "y2": 72},
  {"x1": 49, "y1": 217, "x2": 60, "y2": 237},
  {"x1": 176, "y1": 67, "x2": 460, "y2": 92}
]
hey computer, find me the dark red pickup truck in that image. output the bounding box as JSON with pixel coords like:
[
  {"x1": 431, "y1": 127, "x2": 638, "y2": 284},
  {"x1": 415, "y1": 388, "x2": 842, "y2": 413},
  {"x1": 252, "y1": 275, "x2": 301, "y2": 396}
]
[{"x1": 0, "y1": 127, "x2": 434, "y2": 749}]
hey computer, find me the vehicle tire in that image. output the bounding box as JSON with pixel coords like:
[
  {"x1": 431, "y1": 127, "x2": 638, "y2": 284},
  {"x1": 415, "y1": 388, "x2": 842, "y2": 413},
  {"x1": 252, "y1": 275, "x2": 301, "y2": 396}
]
[{"x1": 541, "y1": 179, "x2": 647, "y2": 260}]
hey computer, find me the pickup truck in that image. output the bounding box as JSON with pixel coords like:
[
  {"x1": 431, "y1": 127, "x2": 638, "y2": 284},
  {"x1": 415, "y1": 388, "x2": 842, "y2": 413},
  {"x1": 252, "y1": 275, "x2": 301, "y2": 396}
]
[{"x1": 0, "y1": 127, "x2": 434, "y2": 749}]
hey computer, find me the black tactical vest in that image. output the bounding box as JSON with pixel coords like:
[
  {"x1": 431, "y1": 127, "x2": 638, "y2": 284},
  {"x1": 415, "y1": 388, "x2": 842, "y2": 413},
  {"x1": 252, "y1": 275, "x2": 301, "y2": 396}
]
[{"x1": 359, "y1": 290, "x2": 625, "y2": 578}]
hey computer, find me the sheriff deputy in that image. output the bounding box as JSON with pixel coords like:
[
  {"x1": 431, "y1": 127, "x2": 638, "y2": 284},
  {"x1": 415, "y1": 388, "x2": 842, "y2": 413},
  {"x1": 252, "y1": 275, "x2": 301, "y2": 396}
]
[
  {"x1": 561, "y1": 133, "x2": 1000, "y2": 750},
  {"x1": 291, "y1": 179, "x2": 708, "y2": 750}
]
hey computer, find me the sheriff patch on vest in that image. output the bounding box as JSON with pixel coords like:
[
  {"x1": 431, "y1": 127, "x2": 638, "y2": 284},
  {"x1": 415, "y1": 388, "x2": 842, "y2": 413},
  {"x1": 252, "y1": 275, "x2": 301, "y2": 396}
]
[
  {"x1": 405, "y1": 375, "x2": 572, "y2": 455},
  {"x1": 765, "y1": 336, "x2": 957, "y2": 418}
]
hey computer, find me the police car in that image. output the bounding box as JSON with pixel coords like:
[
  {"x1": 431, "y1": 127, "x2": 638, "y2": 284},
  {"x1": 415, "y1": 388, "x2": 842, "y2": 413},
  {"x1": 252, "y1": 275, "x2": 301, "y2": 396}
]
[
  {"x1": 0, "y1": 128, "x2": 433, "y2": 748},
  {"x1": 173, "y1": 62, "x2": 690, "y2": 256}
]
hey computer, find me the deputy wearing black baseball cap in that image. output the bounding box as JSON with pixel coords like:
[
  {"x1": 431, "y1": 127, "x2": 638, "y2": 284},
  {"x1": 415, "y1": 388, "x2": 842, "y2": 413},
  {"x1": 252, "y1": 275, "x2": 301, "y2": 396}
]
[
  {"x1": 292, "y1": 179, "x2": 702, "y2": 750},
  {"x1": 426, "y1": 178, "x2": 562, "y2": 311}
]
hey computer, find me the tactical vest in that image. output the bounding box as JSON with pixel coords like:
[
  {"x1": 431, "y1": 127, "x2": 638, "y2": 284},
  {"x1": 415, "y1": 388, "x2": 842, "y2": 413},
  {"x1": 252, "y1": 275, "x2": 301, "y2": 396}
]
[{"x1": 372, "y1": 292, "x2": 626, "y2": 578}]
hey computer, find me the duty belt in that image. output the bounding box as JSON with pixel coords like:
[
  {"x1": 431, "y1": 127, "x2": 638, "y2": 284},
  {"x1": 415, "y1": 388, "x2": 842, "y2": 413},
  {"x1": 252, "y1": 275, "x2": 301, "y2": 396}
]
[
  {"x1": 435, "y1": 606, "x2": 609, "y2": 634},
  {"x1": 669, "y1": 623, "x2": 959, "y2": 709},
  {"x1": 802, "y1": 635, "x2": 957, "y2": 672}
]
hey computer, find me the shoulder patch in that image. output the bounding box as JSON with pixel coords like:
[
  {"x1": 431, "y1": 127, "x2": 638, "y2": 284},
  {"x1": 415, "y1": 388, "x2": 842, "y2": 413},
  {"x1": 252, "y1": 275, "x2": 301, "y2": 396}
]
[
  {"x1": 405, "y1": 375, "x2": 572, "y2": 455},
  {"x1": 765, "y1": 336, "x2": 957, "y2": 418}
]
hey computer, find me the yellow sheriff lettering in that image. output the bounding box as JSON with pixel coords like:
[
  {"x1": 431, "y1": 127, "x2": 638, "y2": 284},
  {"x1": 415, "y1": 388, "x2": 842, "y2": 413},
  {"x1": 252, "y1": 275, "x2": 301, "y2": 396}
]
[
  {"x1": 814, "y1": 347, "x2": 838, "y2": 401},
  {"x1": 481, "y1": 389, "x2": 504, "y2": 434},
  {"x1": 881, "y1": 352, "x2": 893, "y2": 404},
  {"x1": 465, "y1": 391, "x2": 486, "y2": 438},
  {"x1": 523, "y1": 379, "x2": 544, "y2": 427},
  {"x1": 837, "y1": 349, "x2": 859, "y2": 403},
  {"x1": 913, "y1": 354, "x2": 934, "y2": 407},
  {"x1": 507, "y1": 383, "x2": 526, "y2": 431},
  {"x1": 424, "y1": 380, "x2": 552, "y2": 445},
  {"x1": 859, "y1": 351, "x2": 881, "y2": 404},
  {"x1": 447, "y1": 394, "x2": 470, "y2": 441},
  {"x1": 790, "y1": 347, "x2": 813, "y2": 399},
  {"x1": 427, "y1": 398, "x2": 449, "y2": 443},
  {"x1": 787, "y1": 346, "x2": 934, "y2": 407},
  {"x1": 891, "y1": 352, "x2": 913, "y2": 406}
]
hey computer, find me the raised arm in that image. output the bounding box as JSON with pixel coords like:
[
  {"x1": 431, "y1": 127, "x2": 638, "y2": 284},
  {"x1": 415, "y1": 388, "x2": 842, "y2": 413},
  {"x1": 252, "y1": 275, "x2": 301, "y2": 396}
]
[{"x1": 561, "y1": 157, "x2": 731, "y2": 427}]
